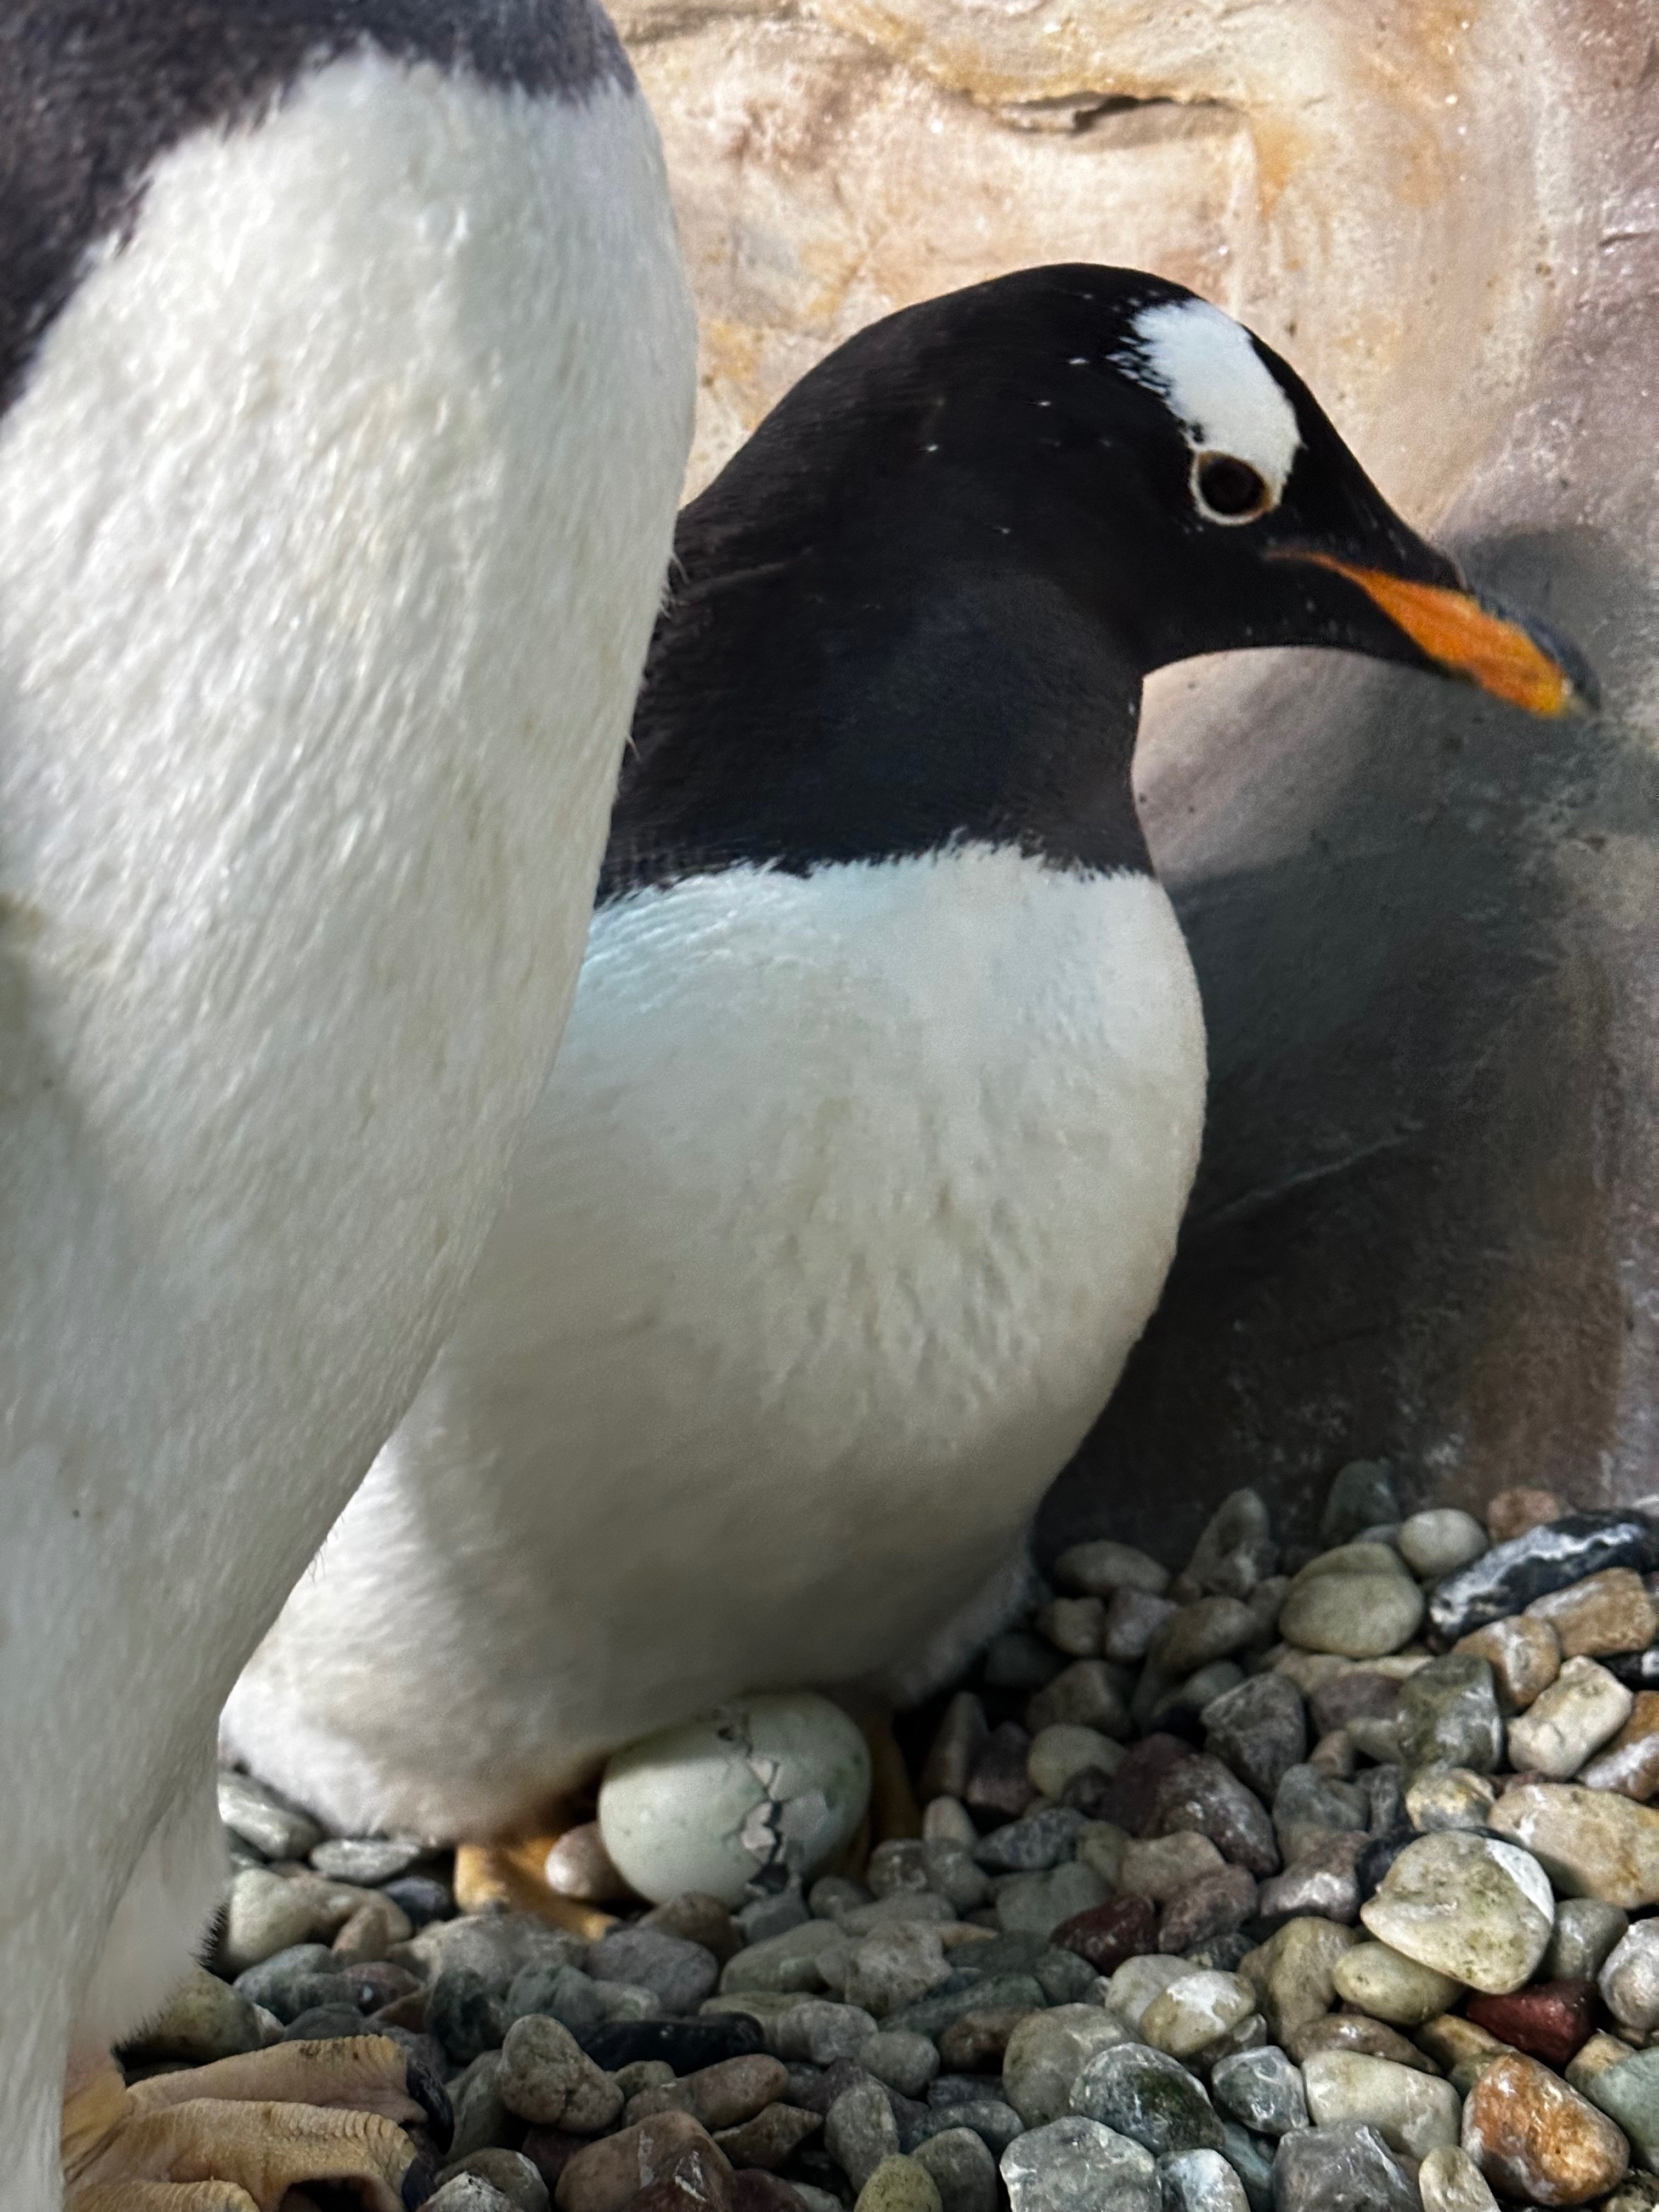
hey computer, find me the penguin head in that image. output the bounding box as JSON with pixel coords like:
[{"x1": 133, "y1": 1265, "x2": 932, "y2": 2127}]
[{"x1": 714, "y1": 264, "x2": 1593, "y2": 716}]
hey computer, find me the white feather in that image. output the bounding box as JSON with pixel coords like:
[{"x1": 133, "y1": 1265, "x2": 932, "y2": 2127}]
[
  {"x1": 1121, "y1": 297, "x2": 1302, "y2": 495},
  {"x1": 0, "y1": 48, "x2": 692, "y2": 2198},
  {"x1": 224, "y1": 847, "x2": 1206, "y2": 1841}
]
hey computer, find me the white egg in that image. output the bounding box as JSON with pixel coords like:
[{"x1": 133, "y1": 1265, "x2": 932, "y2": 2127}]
[{"x1": 597, "y1": 1691, "x2": 873, "y2": 1906}]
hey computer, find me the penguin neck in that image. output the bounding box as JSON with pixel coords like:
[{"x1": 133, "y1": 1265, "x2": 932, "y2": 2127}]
[{"x1": 603, "y1": 540, "x2": 1152, "y2": 899}]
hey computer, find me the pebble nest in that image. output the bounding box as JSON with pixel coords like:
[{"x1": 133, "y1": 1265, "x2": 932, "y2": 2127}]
[{"x1": 150, "y1": 1464, "x2": 1659, "y2": 2212}]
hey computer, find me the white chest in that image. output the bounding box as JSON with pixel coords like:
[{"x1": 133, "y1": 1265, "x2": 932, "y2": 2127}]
[{"x1": 230, "y1": 846, "x2": 1206, "y2": 1833}]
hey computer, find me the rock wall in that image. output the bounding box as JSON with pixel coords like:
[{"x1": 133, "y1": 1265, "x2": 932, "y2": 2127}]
[{"x1": 618, "y1": 0, "x2": 1659, "y2": 1552}]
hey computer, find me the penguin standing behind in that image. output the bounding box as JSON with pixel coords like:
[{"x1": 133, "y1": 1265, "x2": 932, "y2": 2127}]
[
  {"x1": 1, "y1": 3, "x2": 692, "y2": 2205},
  {"x1": 227, "y1": 268, "x2": 1588, "y2": 1857}
]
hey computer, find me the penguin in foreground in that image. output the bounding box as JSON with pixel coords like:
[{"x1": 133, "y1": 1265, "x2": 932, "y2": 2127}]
[
  {"x1": 227, "y1": 267, "x2": 1590, "y2": 1876},
  {"x1": 1, "y1": 3, "x2": 692, "y2": 2206}
]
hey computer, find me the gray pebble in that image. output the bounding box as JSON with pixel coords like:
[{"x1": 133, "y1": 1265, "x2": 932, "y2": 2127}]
[
  {"x1": 1159, "y1": 2147, "x2": 1249, "y2": 2212},
  {"x1": 811, "y1": 1876, "x2": 875, "y2": 1919},
  {"x1": 1601, "y1": 1920, "x2": 1659, "y2": 2033},
  {"x1": 1033, "y1": 1947, "x2": 1101, "y2": 2005},
  {"x1": 1216, "y1": 2124, "x2": 1274, "y2": 2212},
  {"x1": 868, "y1": 1842, "x2": 933, "y2": 1898},
  {"x1": 588, "y1": 1925, "x2": 719, "y2": 2012},
  {"x1": 1026, "y1": 1662, "x2": 1133, "y2": 1740},
  {"x1": 1396, "y1": 1655, "x2": 1504, "y2": 1775},
  {"x1": 860, "y1": 2030, "x2": 941, "y2": 2098},
  {"x1": 1149, "y1": 1754, "x2": 1279, "y2": 1878},
  {"x1": 1201, "y1": 1677, "x2": 1308, "y2": 1803},
  {"x1": 231, "y1": 1944, "x2": 337, "y2": 2024},
  {"x1": 1271, "y1": 1767, "x2": 1368, "y2": 1867},
  {"x1": 974, "y1": 1808, "x2": 1084, "y2": 1874},
  {"x1": 994, "y1": 1863, "x2": 1108, "y2": 1939},
  {"x1": 1001, "y1": 2117, "x2": 1159, "y2": 2212},
  {"x1": 308, "y1": 1834, "x2": 427, "y2": 1884},
  {"x1": 1320, "y1": 1463, "x2": 1401, "y2": 1547},
  {"x1": 922, "y1": 1840, "x2": 991, "y2": 1912},
  {"x1": 845, "y1": 1923, "x2": 953, "y2": 2019},
  {"x1": 431, "y1": 1966, "x2": 511, "y2": 2065},
  {"x1": 117, "y1": 1963, "x2": 266, "y2": 2064},
  {"x1": 507, "y1": 1961, "x2": 606, "y2": 2033},
  {"x1": 448, "y1": 2051, "x2": 511, "y2": 2162},
  {"x1": 1544, "y1": 1897, "x2": 1630, "y2": 1983},
  {"x1": 1209, "y1": 2047, "x2": 1308, "y2": 2138},
  {"x1": 828, "y1": 2075, "x2": 903, "y2": 2188},
  {"x1": 910, "y1": 2125, "x2": 999, "y2": 2212},
  {"x1": 425, "y1": 2180, "x2": 519, "y2": 2212},
  {"x1": 405, "y1": 1912, "x2": 583, "y2": 1995},
  {"x1": 1069, "y1": 2045, "x2": 1225, "y2": 2157},
  {"x1": 283, "y1": 2002, "x2": 370, "y2": 2040},
  {"x1": 216, "y1": 1767, "x2": 324, "y2": 1861},
  {"x1": 1269, "y1": 2121, "x2": 1419, "y2": 2212},
  {"x1": 1184, "y1": 1491, "x2": 1279, "y2": 1603},
  {"x1": 1254, "y1": 1833, "x2": 1367, "y2": 1929},
  {"x1": 884, "y1": 1972, "x2": 1047, "y2": 2042},
  {"x1": 776, "y1": 1999, "x2": 883, "y2": 2066},
  {"x1": 908, "y1": 2101, "x2": 1025, "y2": 2158},
  {"x1": 434, "y1": 2150, "x2": 550, "y2": 2212},
  {"x1": 738, "y1": 1882, "x2": 812, "y2": 1945}
]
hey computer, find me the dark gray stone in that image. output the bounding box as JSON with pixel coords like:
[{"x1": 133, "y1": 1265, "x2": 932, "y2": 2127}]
[
  {"x1": 1269, "y1": 1768, "x2": 1366, "y2": 1866},
  {"x1": 1396, "y1": 1655, "x2": 1504, "y2": 1773},
  {"x1": 588, "y1": 1926, "x2": 719, "y2": 2013},
  {"x1": 1202, "y1": 1677, "x2": 1308, "y2": 1802},
  {"x1": 910, "y1": 2124, "x2": 999, "y2": 2212},
  {"x1": 974, "y1": 1808, "x2": 1085, "y2": 1874},
  {"x1": 1069, "y1": 2045, "x2": 1226, "y2": 2157},
  {"x1": 1209, "y1": 2050, "x2": 1308, "y2": 2139},
  {"x1": 1268, "y1": 2122, "x2": 1418, "y2": 2211},
  {"x1": 1149, "y1": 1756, "x2": 1279, "y2": 1878},
  {"x1": 233, "y1": 1943, "x2": 337, "y2": 2023},
  {"x1": 431, "y1": 1967, "x2": 512, "y2": 2066},
  {"x1": 907, "y1": 2101, "x2": 1025, "y2": 2157},
  {"x1": 1320, "y1": 1465, "x2": 1402, "y2": 1548}
]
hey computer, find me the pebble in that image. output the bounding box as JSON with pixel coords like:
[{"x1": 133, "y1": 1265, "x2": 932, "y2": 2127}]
[
  {"x1": 1582, "y1": 2047, "x2": 1659, "y2": 2170},
  {"x1": 1461, "y1": 2050, "x2": 1630, "y2": 2203},
  {"x1": 1543, "y1": 1896, "x2": 1629, "y2": 1982},
  {"x1": 1157, "y1": 1866, "x2": 1258, "y2": 1955},
  {"x1": 716, "y1": 2104, "x2": 823, "y2": 2169},
  {"x1": 1308, "y1": 1671, "x2": 1403, "y2": 1763},
  {"x1": 1487, "y1": 1488, "x2": 1565, "y2": 1542},
  {"x1": 1400, "y1": 1510, "x2": 1489, "y2": 1581},
  {"x1": 119, "y1": 1963, "x2": 268, "y2": 2063},
  {"x1": 1255, "y1": 1832, "x2": 1368, "y2": 1926},
  {"x1": 1028, "y1": 1662, "x2": 1133, "y2": 1741},
  {"x1": 1201, "y1": 1674, "x2": 1308, "y2": 1802},
  {"x1": 216, "y1": 1767, "x2": 325, "y2": 1861},
  {"x1": 825, "y1": 2079, "x2": 902, "y2": 2190},
  {"x1": 1271, "y1": 1765, "x2": 1369, "y2": 1864},
  {"x1": 1237, "y1": 1917, "x2": 1358, "y2": 2042},
  {"x1": 1359, "y1": 1831, "x2": 1555, "y2": 1992},
  {"x1": 993, "y1": 1865, "x2": 1108, "y2": 1940},
  {"x1": 1144, "y1": 1598, "x2": 1260, "y2": 1686},
  {"x1": 1301, "y1": 2050, "x2": 1461, "y2": 2156},
  {"x1": 1068, "y1": 2044, "x2": 1226, "y2": 2156},
  {"x1": 1428, "y1": 1513, "x2": 1659, "y2": 1645},
  {"x1": 720, "y1": 1921, "x2": 845, "y2": 1996},
  {"x1": 1107, "y1": 1954, "x2": 1201, "y2": 2031},
  {"x1": 1397, "y1": 1656, "x2": 1504, "y2": 1775},
  {"x1": 1159, "y1": 2146, "x2": 1249, "y2": 2212},
  {"x1": 1321, "y1": 1463, "x2": 1402, "y2": 1546},
  {"x1": 1103, "y1": 1588, "x2": 1178, "y2": 1664},
  {"x1": 1454, "y1": 1614, "x2": 1562, "y2": 1712},
  {"x1": 444, "y1": 2154, "x2": 552, "y2": 2212},
  {"x1": 1331, "y1": 1939, "x2": 1464, "y2": 2026},
  {"x1": 1527, "y1": 1568, "x2": 1659, "y2": 1658},
  {"x1": 1417, "y1": 2145, "x2": 1502, "y2": 2211},
  {"x1": 921, "y1": 1696, "x2": 990, "y2": 1803},
  {"x1": 1119, "y1": 1832, "x2": 1224, "y2": 1900},
  {"x1": 1279, "y1": 1561, "x2": 1425, "y2": 1661},
  {"x1": 218, "y1": 1867, "x2": 358, "y2": 1975},
  {"x1": 909, "y1": 2129, "x2": 997, "y2": 2212},
  {"x1": 1149, "y1": 1754, "x2": 1279, "y2": 1877},
  {"x1": 844, "y1": 1925, "x2": 954, "y2": 2019},
  {"x1": 1507, "y1": 1656, "x2": 1634, "y2": 1779},
  {"x1": 500, "y1": 2016, "x2": 623, "y2": 2132},
  {"x1": 598, "y1": 1695, "x2": 872, "y2": 1909},
  {"x1": 1406, "y1": 1766, "x2": 1498, "y2": 1833},
  {"x1": 1139, "y1": 1972, "x2": 1256, "y2": 2063},
  {"x1": 1465, "y1": 1979, "x2": 1595, "y2": 2070},
  {"x1": 854, "y1": 2156, "x2": 942, "y2": 2212},
  {"x1": 973, "y1": 1807, "x2": 1084, "y2": 1875},
  {"x1": 1417, "y1": 2012, "x2": 1516, "y2": 2093},
  {"x1": 1489, "y1": 1780, "x2": 1659, "y2": 1905},
  {"x1": 1209, "y1": 2047, "x2": 1308, "y2": 2137},
  {"x1": 1025, "y1": 1726, "x2": 1121, "y2": 1800},
  {"x1": 1599, "y1": 1920, "x2": 1659, "y2": 2032},
  {"x1": 857, "y1": 2034, "x2": 940, "y2": 2101},
  {"x1": 1000, "y1": 2005, "x2": 1133, "y2": 2127},
  {"x1": 428, "y1": 2180, "x2": 520, "y2": 2212},
  {"x1": 1001, "y1": 2117, "x2": 1158, "y2": 2212},
  {"x1": 936, "y1": 2007, "x2": 1030, "y2": 2073},
  {"x1": 542, "y1": 1826, "x2": 633, "y2": 1905},
  {"x1": 1035, "y1": 1598, "x2": 1104, "y2": 1658},
  {"x1": 554, "y1": 2114, "x2": 733, "y2": 2212},
  {"x1": 1581, "y1": 1692, "x2": 1659, "y2": 1799},
  {"x1": 584, "y1": 2018, "x2": 768, "y2": 2075},
  {"x1": 1049, "y1": 1895, "x2": 1155, "y2": 1976},
  {"x1": 1269, "y1": 2120, "x2": 1419, "y2": 2211},
  {"x1": 1288, "y1": 2013, "x2": 1439, "y2": 2074},
  {"x1": 1053, "y1": 1542, "x2": 1170, "y2": 1599},
  {"x1": 964, "y1": 1725, "x2": 1037, "y2": 1821}
]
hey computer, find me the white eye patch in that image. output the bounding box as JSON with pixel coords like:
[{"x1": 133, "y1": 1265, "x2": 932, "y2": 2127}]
[{"x1": 1115, "y1": 297, "x2": 1302, "y2": 500}]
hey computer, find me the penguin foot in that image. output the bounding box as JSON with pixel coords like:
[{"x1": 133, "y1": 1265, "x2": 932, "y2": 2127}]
[
  {"x1": 64, "y1": 2036, "x2": 447, "y2": 2212},
  {"x1": 452, "y1": 1836, "x2": 620, "y2": 1939}
]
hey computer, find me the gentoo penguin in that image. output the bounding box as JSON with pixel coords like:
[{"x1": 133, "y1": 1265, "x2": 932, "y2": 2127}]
[
  {"x1": 1, "y1": 3, "x2": 692, "y2": 2205},
  {"x1": 225, "y1": 267, "x2": 1588, "y2": 1860}
]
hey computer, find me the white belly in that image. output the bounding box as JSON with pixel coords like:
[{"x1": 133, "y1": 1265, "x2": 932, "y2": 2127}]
[
  {"x1": 0, "y1": 48, "x2": 691, "y2": 2194},
  {"x1": 227, "y1": 846, "x2": 1206, "y2": 1839}
]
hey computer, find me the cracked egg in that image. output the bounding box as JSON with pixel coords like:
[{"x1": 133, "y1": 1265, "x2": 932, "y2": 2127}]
[{"x1": 596, "y1": 1691, "x2": 873, "y2": 1906}]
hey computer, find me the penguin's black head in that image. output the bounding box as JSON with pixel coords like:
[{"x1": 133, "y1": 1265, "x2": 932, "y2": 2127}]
[{"x1": 693, "y1": 263, "x2": 1593, "y2": 716}]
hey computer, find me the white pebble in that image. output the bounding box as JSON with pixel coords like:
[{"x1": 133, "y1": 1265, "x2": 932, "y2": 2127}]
[{"x1": 1506, "y1": 1657, "x2": 1633, "y2": 1780}]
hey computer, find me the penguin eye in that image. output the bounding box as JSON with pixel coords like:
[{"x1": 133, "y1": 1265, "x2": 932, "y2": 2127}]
[{"x1": 1194, "y1": 452, "x2": 1272, "y2": 523}]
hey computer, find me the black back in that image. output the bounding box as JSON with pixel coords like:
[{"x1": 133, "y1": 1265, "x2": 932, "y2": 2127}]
[{"x1": 0, "y1": 0, "x2": 628, "y2": 415}]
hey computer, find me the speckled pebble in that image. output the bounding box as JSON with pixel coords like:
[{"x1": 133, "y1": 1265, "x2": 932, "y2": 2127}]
[
  {"x1": 1489, "y1": 1781, "x2": 1659, "y2": 1906},
  {"x1": 1209, "y1": 2047, "x2": 1308, "y2": 2138},
  {"x1": 1359, "y1": 1831, "x2": 1554, "y2": 1993},
  {"x1": 1406, "y1": 1766, "x2": 1498, "y2": 1833},
  {"x1": 1000, "y1": 2006, "x2": 1134, "y2": 2128},
  {"x1": 1508, "y1": 1656, "x2": 1635, "y2": 1780},
  {"x1": 1001, "y1": 2118, "x2": 1159, "y2": 2212},
  {"x1": 1139, "y1": 1972, "x2": 1256, "y2": 2063},
  {"x1": 1067, "y1": 2042, "x2": 1226, "y2": 2156},
  {"x1": 1158, "y1": 2146, "x2": 1249, "y2": 2212},
  {"x1": 909, "y1": 2128, "x2": 998, "y2": 2212},
  {"x1": 1417, "y1": 2145, "x2": 1501, "y2": 2212},
  {"x1": 1269, "y1": 2120, "x2": 1419, "y2": 2211},
  {"x1": 1300, "y1": 2049, "x2": 1462, "y2": 2157},
  {"x1": 1461, "y1": 2051, "x2": 1630, "y2": 2204}
]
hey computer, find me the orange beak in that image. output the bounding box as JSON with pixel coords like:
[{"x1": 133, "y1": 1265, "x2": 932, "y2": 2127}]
[{"x1": 1295, "y1": 552, "x2": 1585, "y2": 717}]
